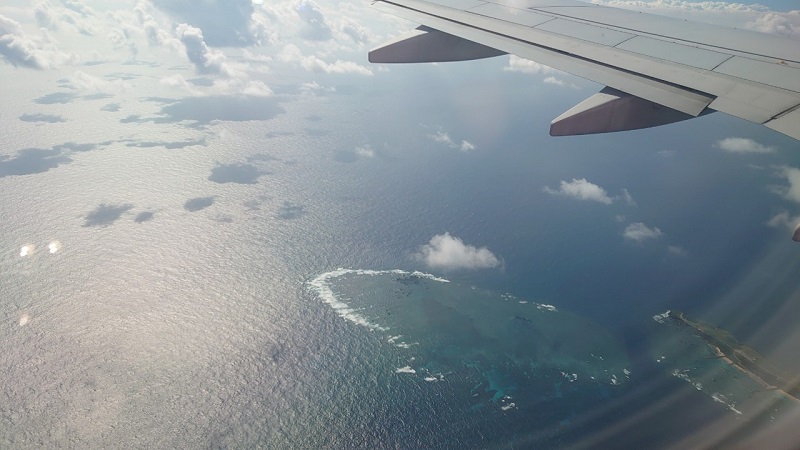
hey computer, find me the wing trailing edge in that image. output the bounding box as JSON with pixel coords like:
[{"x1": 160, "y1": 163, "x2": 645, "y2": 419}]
[{"x1": 550, "y1": 87, "x2": 702, "y2": 136}]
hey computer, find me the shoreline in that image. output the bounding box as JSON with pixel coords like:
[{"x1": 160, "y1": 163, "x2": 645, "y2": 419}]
[{"x1": 670, "y1": 311, "x2": 800, "y2": 403}]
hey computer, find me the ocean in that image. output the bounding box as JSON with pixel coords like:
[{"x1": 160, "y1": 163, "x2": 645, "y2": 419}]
[{"x1": 2, "y1": 64, "x2": 800, "y2": 448}]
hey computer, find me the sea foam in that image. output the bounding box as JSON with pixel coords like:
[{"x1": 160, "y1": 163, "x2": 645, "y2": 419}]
[{"x1": 308, "y1": 268, "x2": 450, "y2": 332}]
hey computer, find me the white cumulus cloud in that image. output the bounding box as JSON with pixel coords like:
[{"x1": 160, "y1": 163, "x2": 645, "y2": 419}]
[
  {"x1": 416, "y1": 233, "x2": 501, "y2": 271},
  {"x1": 775, "y1": 166, "x2": 800, "y2": 204},
  {"x1": 0, "y1": 15, "x2": 74, "y2": 69},
  {"x1": 504, "y1": 55, "x2": 556, "y2": 75},
  {"x1": 590, "y1": 0, "x2": 800, "y2": 38},
  {"x1": 544, "y1": 178, "x2": 614, "y2": 204},
  {"x1": 715, "y1": 137, "x2": 775, "y2": 154},
  {"x1": 176, "y1": 23, "x2": 234, "y2": 76},
  {"x1": 623, "y1": 222, "x2": 663, "y2": 242},
  {"x1": 278, "y1": 43, "x2": 373, "y2": 76}
]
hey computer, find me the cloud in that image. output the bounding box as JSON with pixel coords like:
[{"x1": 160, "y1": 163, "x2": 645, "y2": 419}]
[
  {"x1": 620, "y1": 188, "x2": 636, "y2": 206},
  {"x1": 176, "y1": 23, "x2": 234, "y2": 76},
  {"x1": 748, "y1": 11, "x2": 800, "y2": 37},
  {"x1": 504, "y1": 55, "x2": 578, "y2": 88},
  {"x1": 715, "y1": 137, "x2": 775, "y2": 154},
  {"x1": 67, "y1": 70, "x2": 132, "y2": 92},
  {"x1": 277, "y1": 200, "x2": 305, "y2": 219},
  {"x1": 667, "y1": 245, "x2": 688, "y2": 257},
  {"x1": 504, "y1": 55, "x2": 556, "y2": 75},
  {"x1": 543, "y1": 178, "x2": 614, "y2": 204},
  {"x1": 590, "y1": 0, "x2": 800, "y2": 38},
  {"x1": 0, "y1": 15, "x2": 74, "y2": 69},
  {"x1": 355, "y1": 145, "x2": 375, "y2": 158},
  {"x1": 776, "y1": 166, "x2": 800, "y2": 203},
  {"x1": 295, "y1": 0, "x2": 332, "y2": 41},
  {"x1": 278, "y1": 44, "x2": 372, "y2": 75},
  {"x1": 623, "y1": 222, "x2": 663, "y2": 242},
  {"x1": 416, "y1": 232, "x2": 501, "y2": 271},
  {"x1": 428, "y1": 130, "x2": 475, "y2": 152},
  {"x1": 766, "y1": 210, "x2": 800, "y2": 230}
]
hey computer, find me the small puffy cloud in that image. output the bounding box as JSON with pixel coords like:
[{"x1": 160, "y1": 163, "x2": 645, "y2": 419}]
[
  {"x1": 504, "y1": 55, "x2": 578, "y2": 87},
  {"x1": 355, "y1": 145, "x2": 375, "y2": 158},
  {"x1": 766, "y1": 210, "x2": 800, "y2": 230},
  {"x1": 623, "y1": 222, "x2": 663, "y2": 242},
  {"x1": 544, "y1": 178, "x2": 613, "y2": 204},
  {"x1": 668, "y1": 245, "x2": 688, "y2": 257},
  {"x1": 620, "y1": 188, "x2": 636, "y2": 206},
  {"x1": 428, "y1": 130, "x2": 475, "y2": 152},
  {"x1": 776, "y1": 166, "x2": 800, "y2": 203},
  {"x1": 416, "y1": 232, "x2": 501, "y2": 271},
  {"x1": 504, "y1": 55, "x2": 555, "y2": 75},
  {"x1": 715, "y1": 137, "x2": 775, "y2": 154}
]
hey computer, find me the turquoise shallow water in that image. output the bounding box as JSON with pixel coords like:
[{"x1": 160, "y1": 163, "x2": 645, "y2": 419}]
[{"x1": 307, "y1": 269, "x2": 632, "y2": 443}]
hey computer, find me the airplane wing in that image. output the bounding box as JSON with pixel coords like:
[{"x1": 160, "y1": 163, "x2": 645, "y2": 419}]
[{"x1": 368, "y1": 0, "x2": 800, "y2": 140}]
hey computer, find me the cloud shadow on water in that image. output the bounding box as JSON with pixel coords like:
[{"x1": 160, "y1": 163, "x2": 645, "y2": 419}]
[
  {"x1": 124, "y1": 138, "x2": 207, "y2": 149},
  {"x1": 19, "y1": 113, "x2": 66, "y2": 123},
  {"x1": 121, "y1": 96, "x2": 286, "y2": 128},
  {"x1": 83, "y1": 203, "x2": 134, "y2": 227},
  {"x1": 34, "y1": 92, "x2": 79, "y2": 104},
  {"x1": 134, "y1": 211, "x2": 155, "y2": 223},
  {"x1": 277, "y1": 201, "x2": 305, "y2": 220},
  {"x1": 185, "y1": 196, "x2": 215, "y2": 212},
  {"x1": 84, "y1": 93, "x2": 113, "y2": 101},
  {"x1": 0, "y1": 142, "x2": 99, "y2": 178},
  {"x1": 208, "y1": 162, "x2": 266, "y2": 184}
]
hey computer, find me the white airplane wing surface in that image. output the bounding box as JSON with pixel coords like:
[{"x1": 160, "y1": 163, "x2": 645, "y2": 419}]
[{"x1": 369, "y1": 0, "x2": 800, "y2": 140}]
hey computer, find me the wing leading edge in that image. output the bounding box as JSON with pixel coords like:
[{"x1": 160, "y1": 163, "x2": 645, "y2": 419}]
[{"x1": 369, "y1": 0, "x2": 800, "y2": 141}]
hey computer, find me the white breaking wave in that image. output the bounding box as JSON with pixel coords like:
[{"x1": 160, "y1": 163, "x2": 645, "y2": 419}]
[
  {"x1": 652, "y1": 310, "x2": 671, "y2": 324},
  {"x1": 395, "y1": 366, "x2": 416, "y2": 374},
  {"x1": 671, "y1": 369, "x2": 742, "y2": 415},
  {"x1": 308, "y1": 268, "x2": 449, "y2": 331},
  {"x1": 536, "y1": 303, "x2": 558, "y2": 312}
]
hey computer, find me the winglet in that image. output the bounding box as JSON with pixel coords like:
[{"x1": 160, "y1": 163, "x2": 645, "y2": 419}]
[{"x1": 550, "y1": 87, "x2": 702, "y2": 136}]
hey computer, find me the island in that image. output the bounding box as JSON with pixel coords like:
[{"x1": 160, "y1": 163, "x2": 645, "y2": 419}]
[{"x1": 668, "y1": 311, "x2": 800, "y2": 402}]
